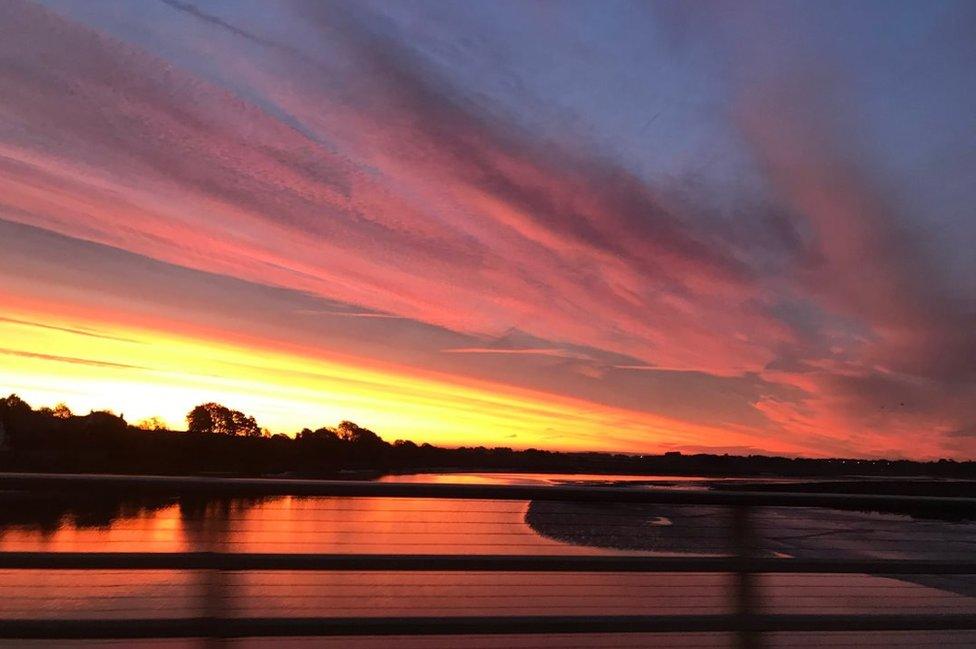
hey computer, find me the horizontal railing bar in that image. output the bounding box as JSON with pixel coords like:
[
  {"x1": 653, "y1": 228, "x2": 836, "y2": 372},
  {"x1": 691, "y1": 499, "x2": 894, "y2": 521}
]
[
  {"x1": 3, "y1": 614, "x2": 976, "y2": 639},
  {"x1": 2, "y1": 472, "x2": 975, "y2": 509},
  {"x1": 2, "y1": 552, "x2": 976, "y2": 574}
]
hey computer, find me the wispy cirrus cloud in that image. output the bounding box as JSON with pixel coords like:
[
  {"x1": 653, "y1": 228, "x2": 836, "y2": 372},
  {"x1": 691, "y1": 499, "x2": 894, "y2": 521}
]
[
  {"x1": 0, "y1": 316, "x2": 141, "y2": 344},
  {"x1": 293, "y1": 309, "x2": 404, "y2": 319},
  {"x1": 0, "y1": 347, "x2": 148, "y2": 371},
  {"x1": 442, "y1": 347, "x2": 593, "y2": 360}
]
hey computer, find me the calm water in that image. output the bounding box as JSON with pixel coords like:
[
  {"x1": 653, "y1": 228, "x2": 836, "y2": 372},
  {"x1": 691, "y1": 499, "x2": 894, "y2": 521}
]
[{"x1": 1, "y1": 472, "x2": 975, "y2": 648}]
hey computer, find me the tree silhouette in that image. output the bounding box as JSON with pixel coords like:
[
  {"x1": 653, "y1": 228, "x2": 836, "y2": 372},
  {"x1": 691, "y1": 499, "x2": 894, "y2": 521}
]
[
  {"x1": 187, "y1": 403, "x2": 218, "y2": 434},
  {"x1": 1, "y1": 394, "x2": 32, "y2": 430},
  {"x1": 336, "y1": 420, "x2": 384, "y2": 447},
  {"x1": 298, "y1": 427, "x2": 340, "y2": 443},
  {"x1": 231, "y1": 409, "x2": 260, "y2": 437},
  {"x1": 136, "y1": 416, "x2": 167, "y2": 431},
  {"x1": 187, "y1": 403, "x2": 261, "y2": 436},
  {"x1": 52, "y1": 403, "x2": 73, "y2": 419},
  {"x1": 2, "y1": 394, "x2": 30, "y2": 412}
]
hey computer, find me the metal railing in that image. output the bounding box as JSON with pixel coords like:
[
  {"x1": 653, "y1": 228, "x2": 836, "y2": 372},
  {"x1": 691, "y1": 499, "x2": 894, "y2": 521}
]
[{"x1": 1, "y1": 472, "x2": 975, "y2": 647}]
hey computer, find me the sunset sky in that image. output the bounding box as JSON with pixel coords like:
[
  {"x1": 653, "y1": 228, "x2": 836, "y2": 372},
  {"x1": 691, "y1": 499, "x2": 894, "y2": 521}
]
[{"x1": 1, "y1": 0, "x2": 974, "y2": 458}]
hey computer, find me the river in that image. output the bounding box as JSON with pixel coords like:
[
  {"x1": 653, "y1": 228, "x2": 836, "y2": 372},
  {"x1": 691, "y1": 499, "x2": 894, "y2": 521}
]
[{"x1": 1, "y1": 472, "x2": 974, "y2": 648}]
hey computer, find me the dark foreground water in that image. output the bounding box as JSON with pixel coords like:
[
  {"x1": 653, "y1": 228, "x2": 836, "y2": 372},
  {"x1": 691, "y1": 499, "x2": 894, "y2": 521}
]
[{"x1": 1, "y1": 472, "x2": 974, "y2": 649}]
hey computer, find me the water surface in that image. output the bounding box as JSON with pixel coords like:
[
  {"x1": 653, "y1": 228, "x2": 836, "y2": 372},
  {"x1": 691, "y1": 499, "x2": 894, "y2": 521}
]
[{"x1": 1, "y1": 472, "x2": 974, "y2": 648}]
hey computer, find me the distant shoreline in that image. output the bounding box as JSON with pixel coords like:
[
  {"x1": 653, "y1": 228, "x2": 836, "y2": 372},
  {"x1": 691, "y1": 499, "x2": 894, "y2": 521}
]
[{"x1": 4, "y1": 394, "x2": 975, "y2": 481}]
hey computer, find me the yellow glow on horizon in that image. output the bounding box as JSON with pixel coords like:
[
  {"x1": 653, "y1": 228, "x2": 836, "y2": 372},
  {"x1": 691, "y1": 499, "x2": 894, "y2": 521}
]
[{"x1": 0, "y1": 304, "x2": 768, "y2": 453}]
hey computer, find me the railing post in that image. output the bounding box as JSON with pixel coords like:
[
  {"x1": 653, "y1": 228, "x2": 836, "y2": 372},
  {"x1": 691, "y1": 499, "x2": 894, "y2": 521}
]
[
  {"x1": 202, "y1": 551, "x2": 229, "y2": 648},
  {"x1": 199, "y1": 503, "x2": 230, "y2": 649},
  {"x1": 732, "y1": 505, "x2": 763, "y2": 649}
]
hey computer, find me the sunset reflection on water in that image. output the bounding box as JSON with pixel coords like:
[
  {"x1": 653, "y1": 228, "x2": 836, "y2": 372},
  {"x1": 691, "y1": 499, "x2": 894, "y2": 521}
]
[{"x1": 1, "y1": 474, "x2": 975, "y2": 649}]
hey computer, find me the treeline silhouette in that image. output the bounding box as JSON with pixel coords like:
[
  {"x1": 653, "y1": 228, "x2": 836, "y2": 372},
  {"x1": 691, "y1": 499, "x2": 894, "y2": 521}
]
[{"x1": 2, "y1": 394, "x2": 975, "y2": 479}]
